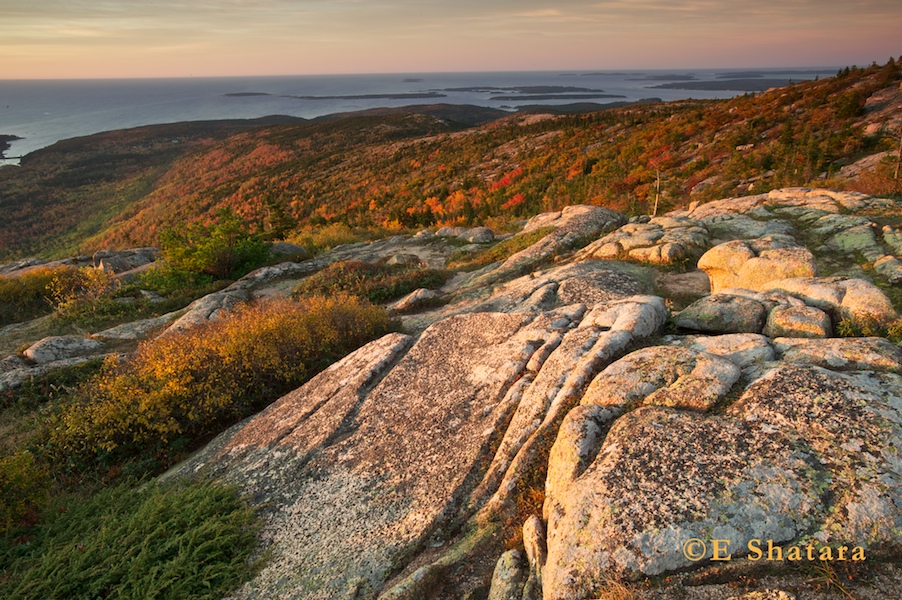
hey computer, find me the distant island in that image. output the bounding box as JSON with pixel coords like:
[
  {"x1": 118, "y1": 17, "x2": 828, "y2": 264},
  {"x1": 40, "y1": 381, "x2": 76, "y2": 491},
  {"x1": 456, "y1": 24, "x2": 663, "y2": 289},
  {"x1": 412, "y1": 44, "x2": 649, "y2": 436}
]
[
  {"x1": 631, "y1": 74, "x2": 697, "y2": 81},
  {"x1": 442, "y1": 85, "x2": 607, "y2": 94},
  {"x1": 225, "y1": 91, "x2": 448, "y2": 101},
  {"x1": 286, "y1": 92, "x2": 447, "y2": 100},
  {"x1": 715, "y1": 69, "x2": 836, "y2": 79},
  {"x1": 490, "y1": 93, "x2": 626, "y2": 101},
  {"x1": 650, "y1": 78, "x2": 797, "y2": 91}
]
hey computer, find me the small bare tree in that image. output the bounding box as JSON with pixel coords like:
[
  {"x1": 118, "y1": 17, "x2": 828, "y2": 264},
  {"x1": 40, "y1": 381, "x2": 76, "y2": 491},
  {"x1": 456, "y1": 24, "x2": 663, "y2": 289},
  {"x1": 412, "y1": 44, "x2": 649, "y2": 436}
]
[{"x1": 894, "y1": 124, "x2": 901, "y2": 184}]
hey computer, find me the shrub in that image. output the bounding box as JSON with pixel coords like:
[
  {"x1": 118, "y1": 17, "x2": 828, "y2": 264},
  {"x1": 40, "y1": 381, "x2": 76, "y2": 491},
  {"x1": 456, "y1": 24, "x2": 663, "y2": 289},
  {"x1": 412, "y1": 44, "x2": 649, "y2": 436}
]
[
  {"x1": 158, "y1": 208, "x2": 269, "y2": 281},
  {"x1": 47, "y1": 265, "x2": 120, "y2": 319},
  {"x1": 0, "y1": 266, "x2": 72, "y2": 327},
  {"x1": 0, "y1": 480, "x2": 260, "y2": 600},
  {"x1": 293, "y1": 261, "x2": 448, "y2": 304},
  {"x1": 837, "y1": 315, "x2": 902, "y2": 343},
  {"x1": 0, "y1": 452, "x2": 48, "y2": 533},
  {"x1": 43, "y1": 295, "x2": 390, "y2": 470}
]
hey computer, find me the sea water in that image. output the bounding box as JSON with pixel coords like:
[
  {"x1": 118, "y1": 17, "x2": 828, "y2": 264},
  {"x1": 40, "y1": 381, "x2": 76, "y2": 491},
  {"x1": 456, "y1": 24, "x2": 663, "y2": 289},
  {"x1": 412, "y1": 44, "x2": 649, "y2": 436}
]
[{"x1": 0, "y1": 68, "x2": 833, "y2": 166}]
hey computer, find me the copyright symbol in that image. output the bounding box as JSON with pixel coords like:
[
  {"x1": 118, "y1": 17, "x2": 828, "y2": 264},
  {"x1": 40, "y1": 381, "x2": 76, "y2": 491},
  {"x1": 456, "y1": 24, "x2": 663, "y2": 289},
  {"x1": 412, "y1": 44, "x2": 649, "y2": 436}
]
[{"x1": 683, "y1": 538, "x2": 707, "y2": 561}]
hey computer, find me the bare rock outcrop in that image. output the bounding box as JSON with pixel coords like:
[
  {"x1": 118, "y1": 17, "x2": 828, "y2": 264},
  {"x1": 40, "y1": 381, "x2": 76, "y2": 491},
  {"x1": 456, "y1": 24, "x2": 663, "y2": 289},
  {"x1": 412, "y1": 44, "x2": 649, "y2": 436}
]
[
  {"x1": 165, "y1": 289, "x2": 668, "y2": 599},
  {"x1": 762, "y1": 276, "x2": 898, "y2": 324},
  {"x1": 23, "y1": 335, "x2": 105, "y2": 364},
  {"x1": 697, "y1": 237, "x2": 816, "y2": 294},
  {"x1": 576, "y1": 215, "x2": 708, "y2": 265},
  {"x1": 543, "y1": 361, "x2": 902, "y2": 599}
]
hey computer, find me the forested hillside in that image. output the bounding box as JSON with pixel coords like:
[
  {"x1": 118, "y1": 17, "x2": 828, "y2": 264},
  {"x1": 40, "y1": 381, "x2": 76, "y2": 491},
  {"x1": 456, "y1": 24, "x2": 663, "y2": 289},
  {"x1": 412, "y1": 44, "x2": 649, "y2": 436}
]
[{"x1": 1, "y1": 59, "x2": 900, "y2": 261}]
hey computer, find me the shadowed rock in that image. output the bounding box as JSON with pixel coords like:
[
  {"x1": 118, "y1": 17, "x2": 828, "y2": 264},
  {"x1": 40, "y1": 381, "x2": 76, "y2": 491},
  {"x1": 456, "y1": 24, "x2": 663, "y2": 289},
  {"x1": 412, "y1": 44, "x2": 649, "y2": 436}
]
[{"x1": 674, "y1": 294, "x2": 767, "y2": 334}]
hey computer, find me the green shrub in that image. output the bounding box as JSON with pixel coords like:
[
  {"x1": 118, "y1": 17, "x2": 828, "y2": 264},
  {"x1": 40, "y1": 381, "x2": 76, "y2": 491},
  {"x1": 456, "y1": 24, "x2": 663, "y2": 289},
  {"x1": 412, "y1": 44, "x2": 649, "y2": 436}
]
[
  {"x1": 0, "y1": 266, "x2": 72, "y2": 327},
  {"x1": 446, "y1": 226, "x2": 556, "y2": 271},
  {"x1": 0, "y1": 479, "x2": 260, "y2": 600},
  {"x1": 293, "y1": 261, "x2": 448, "y2": 304},
  {"x1": 43, "y1": 295, "x2": 390, "y2": 471},
  {"x1": 0, "y1": 452, "x2": 48, "y2": 533},
  {"x1": 158, "y1": 208, "x2": 269, "y2": 281},
  {"x1": 137, "y1": 262, "x2": 217, "y2": 296}
]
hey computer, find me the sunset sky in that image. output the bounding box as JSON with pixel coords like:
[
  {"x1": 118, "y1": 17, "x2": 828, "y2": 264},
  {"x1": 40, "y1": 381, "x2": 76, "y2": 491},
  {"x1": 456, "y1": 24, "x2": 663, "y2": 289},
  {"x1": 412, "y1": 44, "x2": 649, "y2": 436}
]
[{"x1": 1, "y1": 1, "x2": 900, "y2": 79}]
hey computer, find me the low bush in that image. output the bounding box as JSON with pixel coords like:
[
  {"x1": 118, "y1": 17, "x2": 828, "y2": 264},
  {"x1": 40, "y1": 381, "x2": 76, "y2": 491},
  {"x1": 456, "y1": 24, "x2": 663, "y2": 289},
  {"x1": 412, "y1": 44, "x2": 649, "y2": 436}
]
[
  {"x1": 47, "y1": 265, "x2": 121, "y2": 320},
  {"x1": 156, "y1": 207, "x2": 270, "y2": 284},
  {"x1": 0, "y1": 266, "x2": 71, "y2": 327},
  {"x1": 42, "y1": 295, "x2": 390, "y2": 471},
  {"x1": 0, "y1": 479, "x2": 260, "y2": 600},
  {"x1": 293, "y1": 261, "x2": 448, "y2": 304},
  {"x1": 836, "y1": 315, "x2": 902, "y2": 343}
]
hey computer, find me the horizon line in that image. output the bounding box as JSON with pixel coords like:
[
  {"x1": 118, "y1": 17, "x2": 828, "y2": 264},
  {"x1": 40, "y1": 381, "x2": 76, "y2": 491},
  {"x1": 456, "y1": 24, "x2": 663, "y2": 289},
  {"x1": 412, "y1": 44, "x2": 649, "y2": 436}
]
[{"x1": 0, "y1": 65, "x2": 847, "y2": 83}]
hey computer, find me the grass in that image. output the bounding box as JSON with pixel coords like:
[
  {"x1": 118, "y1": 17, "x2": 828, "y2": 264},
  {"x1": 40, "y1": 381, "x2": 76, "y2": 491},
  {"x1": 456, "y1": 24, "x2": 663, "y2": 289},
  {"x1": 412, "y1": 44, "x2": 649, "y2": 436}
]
[
  {"x1": 446, "y1": 226, "x2": 556, "y2": 271},
  {"x1": 293, "y1": 261, "x2": 449, "y2": 304},
  {"x1": 0, "y1": 478, "x2": 262, "y2": 600}
]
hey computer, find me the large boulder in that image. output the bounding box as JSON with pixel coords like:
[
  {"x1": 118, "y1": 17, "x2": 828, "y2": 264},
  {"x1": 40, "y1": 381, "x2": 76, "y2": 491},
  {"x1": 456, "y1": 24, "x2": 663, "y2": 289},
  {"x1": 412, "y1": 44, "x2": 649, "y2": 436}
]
[
  {"x1": 763, "y1": 304, "x2": 832, "y2": 338},
  {"x1": 673, "y1": 294, "x2": 767, "y2": 334},
  {"x1": 697, "y1": 238, "x2": 816, "y2": 294},
  {"x1": 23, "y1": 335, "x2": 105, "y2": 364}
]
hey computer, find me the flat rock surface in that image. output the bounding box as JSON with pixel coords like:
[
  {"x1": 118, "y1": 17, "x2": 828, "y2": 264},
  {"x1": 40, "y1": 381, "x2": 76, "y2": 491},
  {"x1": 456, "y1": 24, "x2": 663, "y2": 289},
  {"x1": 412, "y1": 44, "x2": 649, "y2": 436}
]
[{"x1": 175, "y1": 313, "x2": 558, "y2": 599}]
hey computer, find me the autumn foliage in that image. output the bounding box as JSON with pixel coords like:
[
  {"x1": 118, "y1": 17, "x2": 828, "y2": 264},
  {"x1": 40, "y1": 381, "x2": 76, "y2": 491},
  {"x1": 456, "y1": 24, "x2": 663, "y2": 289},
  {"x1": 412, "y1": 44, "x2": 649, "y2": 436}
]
[{"x1": 43, "y1": 295, "x2": 391, "y2": 470}]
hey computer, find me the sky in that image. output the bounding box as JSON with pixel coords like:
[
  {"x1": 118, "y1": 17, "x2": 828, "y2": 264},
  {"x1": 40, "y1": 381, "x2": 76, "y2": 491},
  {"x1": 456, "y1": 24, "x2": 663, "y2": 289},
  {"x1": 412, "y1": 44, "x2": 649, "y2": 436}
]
[{"x1": 1, "y1": 1, "x2": 900, "y2": 79}]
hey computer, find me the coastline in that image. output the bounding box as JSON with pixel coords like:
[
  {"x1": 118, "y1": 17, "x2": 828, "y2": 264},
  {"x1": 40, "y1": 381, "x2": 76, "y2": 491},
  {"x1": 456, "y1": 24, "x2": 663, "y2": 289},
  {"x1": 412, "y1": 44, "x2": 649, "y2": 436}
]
[{"x1": 0, "y1": 134, "x2": 23, "y2": 160}]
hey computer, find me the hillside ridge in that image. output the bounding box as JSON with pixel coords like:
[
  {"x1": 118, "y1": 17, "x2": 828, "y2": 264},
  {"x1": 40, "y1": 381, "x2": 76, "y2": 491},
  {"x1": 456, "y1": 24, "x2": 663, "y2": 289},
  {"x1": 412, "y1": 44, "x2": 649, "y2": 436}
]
[{"x1": 1, "y1": 60, "x2": 900, "y2": 262}]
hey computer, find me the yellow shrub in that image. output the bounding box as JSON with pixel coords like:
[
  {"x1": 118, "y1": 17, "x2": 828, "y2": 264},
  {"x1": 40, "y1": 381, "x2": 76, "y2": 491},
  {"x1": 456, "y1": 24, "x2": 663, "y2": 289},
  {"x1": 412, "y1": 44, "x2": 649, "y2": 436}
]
[
  {"x1": 48, "y1": 266, "x2": 120, "y2": 318},
  {"x1": 45, "y1": 295, "x2": 391, "y2": 468},
  {"x1": 0, "y1": 266, "x2": 72, "y2": 326}
]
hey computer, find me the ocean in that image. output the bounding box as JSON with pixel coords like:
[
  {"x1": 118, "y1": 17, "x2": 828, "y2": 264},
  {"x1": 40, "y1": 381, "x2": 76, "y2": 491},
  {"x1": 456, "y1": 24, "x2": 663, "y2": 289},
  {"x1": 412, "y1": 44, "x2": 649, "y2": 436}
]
[{"x1": 0, "y1": 68, "x2": 834, "y2": 166}]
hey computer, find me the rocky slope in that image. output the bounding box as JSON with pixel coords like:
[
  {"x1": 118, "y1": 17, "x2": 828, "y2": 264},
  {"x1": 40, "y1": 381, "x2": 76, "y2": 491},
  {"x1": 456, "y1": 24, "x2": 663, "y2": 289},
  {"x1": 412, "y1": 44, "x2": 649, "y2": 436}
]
[{"x1": 4, "y1": 188, "x2": 902, "y2": 599}]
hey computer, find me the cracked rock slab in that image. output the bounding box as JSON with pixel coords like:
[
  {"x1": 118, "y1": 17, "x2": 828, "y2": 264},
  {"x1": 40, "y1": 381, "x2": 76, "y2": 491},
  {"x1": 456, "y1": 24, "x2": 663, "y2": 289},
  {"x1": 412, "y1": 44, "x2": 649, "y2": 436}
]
[
  {"x1": 171, "y1": 312, "x2": 559, "y2": 600},
  {"x1": 543, "y1": 364, "x2": 902, "y2": 599},
  {"x1": 581, "y1": 346, "x2": 741, "y2": 412}
]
